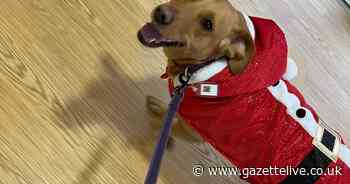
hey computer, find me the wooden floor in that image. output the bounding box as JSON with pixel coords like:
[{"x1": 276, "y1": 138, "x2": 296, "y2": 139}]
[{"x1": 0, "y1": 0, "x2": 349, "y2": 183}]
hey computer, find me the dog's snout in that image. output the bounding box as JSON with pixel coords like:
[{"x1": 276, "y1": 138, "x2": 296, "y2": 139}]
[{"x1": 153, "y1": 5, "x2": 175, "y2": 26}]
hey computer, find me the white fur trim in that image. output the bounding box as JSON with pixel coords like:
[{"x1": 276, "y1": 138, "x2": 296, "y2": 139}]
[
  {"x1": 174, "y1": 58, "x2": 228, "y2": 86},
  {"x1": 268, "y1": 80, "x2": 350, "y2": 167},
  {"x1": 188, "y1": 59, "x2": 227, "y2": 84},
  {"x1": 268, "y1": 81, "x2": 317, "y2": 137},
  {"x1": 340, "y1": 144, "x2": 350, "y2": 167},
  {"x1": 243, "y1": 14, "x2": 256, "y2": 41},
  {"x1": 283, "y1": 58, "x2": 298, "y2": 81}
]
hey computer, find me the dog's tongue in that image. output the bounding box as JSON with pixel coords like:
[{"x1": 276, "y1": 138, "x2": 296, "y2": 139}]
[{"x1": 137, "y1": 23, "x2": 183, "y2": 48}]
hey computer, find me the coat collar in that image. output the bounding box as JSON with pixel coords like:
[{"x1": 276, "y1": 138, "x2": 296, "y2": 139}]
[{"x1": 170, "y1": 16, "x2": 288, "y2": 97}]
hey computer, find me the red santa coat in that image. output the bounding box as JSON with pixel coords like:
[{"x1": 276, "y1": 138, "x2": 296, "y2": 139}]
[{"x1": 167, "y1": 17, "x2": 350, "y2": 183}]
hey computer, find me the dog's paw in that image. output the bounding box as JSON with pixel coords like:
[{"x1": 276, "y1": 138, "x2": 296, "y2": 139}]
[{"x1": 146, "y1": 96, "x2": 166, "y2": 117}]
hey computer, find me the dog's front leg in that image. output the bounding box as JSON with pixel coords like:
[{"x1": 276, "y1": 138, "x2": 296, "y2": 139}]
[{"x1": 146, "y1": 96, "x2": 203, "y2": 149}]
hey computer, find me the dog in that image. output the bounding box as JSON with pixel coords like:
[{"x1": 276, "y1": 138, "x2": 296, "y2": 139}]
[{"x1": 137, "y1": 0, "x2": 350, "y2": 183}]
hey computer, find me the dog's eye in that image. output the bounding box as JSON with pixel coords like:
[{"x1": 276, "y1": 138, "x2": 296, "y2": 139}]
[{"x1": 200, "y1": 17, "x2": 214, "y2": 32}]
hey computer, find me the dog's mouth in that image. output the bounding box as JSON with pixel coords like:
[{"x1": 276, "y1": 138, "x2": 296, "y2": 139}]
[
  {"x1": 138, "y1": 23, "x2": 223, "y2": 75},
  {"x1": 137, "y1": 23, "x2": 185, "y2": 48}
]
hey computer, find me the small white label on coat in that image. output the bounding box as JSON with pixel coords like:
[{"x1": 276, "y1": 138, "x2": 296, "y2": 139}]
[{"x1": 200, "y1": 84, "x2": 218, "y2": 97}]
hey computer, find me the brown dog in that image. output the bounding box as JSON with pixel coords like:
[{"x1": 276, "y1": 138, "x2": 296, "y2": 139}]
[
  {"x1": 139, "y1": 0, "x2": 255, "y2": 76},
  {"x1": 138, "y1": 1, "x2": 350, "y2": 183},
  {"x1": 138, "y1": 0, "x2": 255, "y2": 146}
]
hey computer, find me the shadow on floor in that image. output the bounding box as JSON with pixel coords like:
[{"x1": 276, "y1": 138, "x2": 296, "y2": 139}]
[
  {"x1": 55, "y1": 51, "x2": 179, "y2": 184},
  {"x1": 55, "y1": 50, "x2": 241, "y2": 184}
]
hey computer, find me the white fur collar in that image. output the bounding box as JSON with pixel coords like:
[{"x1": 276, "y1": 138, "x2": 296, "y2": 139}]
[
  {"x1": 174, "y1": 14, "x2": 256, "y2": 85},
  {"x1": 243, "y1": 13, "x2": 256, "y2": 41}
]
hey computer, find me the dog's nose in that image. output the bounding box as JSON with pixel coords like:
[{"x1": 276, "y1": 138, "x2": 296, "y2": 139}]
[{"x1": 153, "y1": 5, "x2": 175, "y2": 26}]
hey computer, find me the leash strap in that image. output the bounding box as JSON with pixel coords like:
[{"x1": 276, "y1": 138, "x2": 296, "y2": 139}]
[
  {"x1": 144, "y1": 57, "x2": 217, "y2": 184},
  {"x1": 144, "y1": 74, "x2": 190, "y2": 184}
]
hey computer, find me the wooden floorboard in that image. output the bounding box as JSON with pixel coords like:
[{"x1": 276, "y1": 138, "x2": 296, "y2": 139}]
[{"x1": 0, "y1": 0, "x2": 349, "y2": 183}]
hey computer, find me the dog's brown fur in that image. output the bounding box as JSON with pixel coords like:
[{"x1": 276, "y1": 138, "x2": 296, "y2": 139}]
[
  {"x1": 156, "y1": 0, "x2": 255, "y2": 76},
  {"x1": 145, "y1": 0, "x2": 255, "y2": 148}
]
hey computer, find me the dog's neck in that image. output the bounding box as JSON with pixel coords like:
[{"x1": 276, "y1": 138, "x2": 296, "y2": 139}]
[{"x1": 173, "y1": 13, "x2": 255, "y2": 86}]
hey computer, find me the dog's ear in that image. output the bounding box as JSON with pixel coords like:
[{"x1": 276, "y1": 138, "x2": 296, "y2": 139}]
[{"x1": 219, "y1": 29, "x2": 255, "y2": 75}]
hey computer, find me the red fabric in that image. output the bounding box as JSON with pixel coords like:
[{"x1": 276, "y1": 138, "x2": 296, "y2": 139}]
[{"x1": 166, "y1": 17, "x2": 349, "y2": 183}]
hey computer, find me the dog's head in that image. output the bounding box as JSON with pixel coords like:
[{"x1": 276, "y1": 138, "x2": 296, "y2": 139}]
[{"x1": 138, "y1": 0, "x2": 255, "y2": 75}]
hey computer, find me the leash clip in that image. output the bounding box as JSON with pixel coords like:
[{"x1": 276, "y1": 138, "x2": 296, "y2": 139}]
[
  {"x1": 173, "y1": 67, "x2": 191, "y2": 95},
  {"x1": 178, "y1": 67, "x2": 191, "y2": 86}
]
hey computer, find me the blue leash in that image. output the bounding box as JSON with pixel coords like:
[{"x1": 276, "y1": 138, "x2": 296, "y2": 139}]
[
  {"x1": 143, "y1": 56, "x2": 221, "y2": 184},
  {"x1": 144, "y1": 72, "x2": 191, "y2": 184}
]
